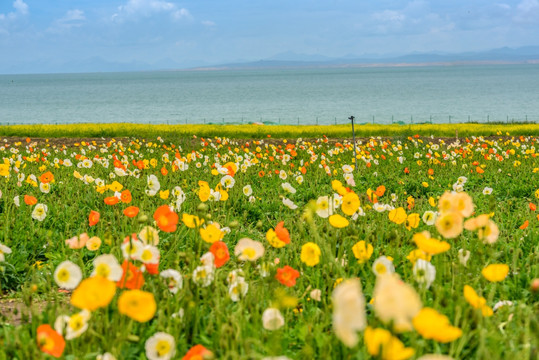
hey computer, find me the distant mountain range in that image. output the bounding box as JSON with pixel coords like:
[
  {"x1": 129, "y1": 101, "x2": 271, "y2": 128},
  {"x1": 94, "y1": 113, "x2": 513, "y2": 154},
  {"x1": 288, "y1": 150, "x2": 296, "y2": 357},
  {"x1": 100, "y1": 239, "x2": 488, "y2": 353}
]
[
  {"x1": 193, "y1": 46, "x2": 539, "y2": 70},
  {"x1": 3, "y1": 46, "x2": 539, "y2": 74}
]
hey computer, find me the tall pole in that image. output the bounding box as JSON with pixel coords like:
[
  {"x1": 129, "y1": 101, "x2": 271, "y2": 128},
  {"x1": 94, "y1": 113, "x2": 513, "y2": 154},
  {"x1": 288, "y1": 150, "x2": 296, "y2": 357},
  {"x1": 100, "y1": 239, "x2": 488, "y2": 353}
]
[{"x1": 349, "y1": 116, "x2": 357, "y2": 170}]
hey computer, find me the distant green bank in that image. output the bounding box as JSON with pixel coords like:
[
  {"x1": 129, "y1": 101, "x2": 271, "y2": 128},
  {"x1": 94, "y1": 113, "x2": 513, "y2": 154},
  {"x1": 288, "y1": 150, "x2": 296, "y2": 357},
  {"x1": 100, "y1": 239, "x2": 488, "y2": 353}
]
[{"x1": 0, "y1": 123, "x2": 538, "y2": 139}]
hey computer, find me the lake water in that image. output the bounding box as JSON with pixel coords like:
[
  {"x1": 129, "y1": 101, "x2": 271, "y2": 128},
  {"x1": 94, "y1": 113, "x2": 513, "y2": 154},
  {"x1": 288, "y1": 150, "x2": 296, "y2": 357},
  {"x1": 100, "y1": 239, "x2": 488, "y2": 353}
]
[{"x1": 1, "y1": 64, "x2": 539, "y2": 125}]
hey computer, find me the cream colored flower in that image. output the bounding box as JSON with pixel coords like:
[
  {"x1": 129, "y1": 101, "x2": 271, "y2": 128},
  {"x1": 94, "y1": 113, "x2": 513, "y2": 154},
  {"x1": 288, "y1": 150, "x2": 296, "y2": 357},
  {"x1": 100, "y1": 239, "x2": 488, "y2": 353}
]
[
  {"x1": 262, "y1": 308, "x2": 284, "y2": 330},
  {"x1": 138, "y1": 226, "x2": 159, "y2": 246},
  {"x1": 235, "y1": 238, "x2": 265, "y2": 262},
  {"x1": 86, "y1": 236, "x2": 102, "y2": 251},
  {"x1": 91, "y1": 254, "x2": 123, "y2": 281},
  {"x1": 413, "y1": 259, "x2": 436, "y2": 289},
  {"x1": 192, "y1": 265, "x2": 214, "y2": 287},
  {"x1": 145, "y1": 332, "x2": 176, "y2": 360},
  {"x1": 54, "y1": 310, "x2": 91, "y2": 340},
  {"x1": 373, "y1": 274, "x2": 422, "y2": 332},
  {"x1": 0, "y1": 242, "x2": 12, "y2": 262},
  {"x1": 310, "y1": 289, "x2": 322, "y2": 302},
  {"x1": 228, "y1": 277, "x2": 249, "y2": 302},
  {"x1": 316, "y1": 196, "x2": 333, "y2": 218},
  {"x1": 32, "y1": 203, "x2": 48, "y2": 221},
  {"x1": 160, "y1": 269, "x2": 183, "y2": 294},
  {"x1": 54, "y1": 260, "x2": 83, "y2": 290},
  {"x1": 372, "y1": 256, "x2": 395, "y2": 276},
  {"x1": 435, "y1": 211, "x2": 463, "y2": 239},
  {"x1": 332, "y1": 279, "x2": 366, "y2": 347},
  {"x1": 478, "y1": 219, "x2": 499, "y2": 244}
]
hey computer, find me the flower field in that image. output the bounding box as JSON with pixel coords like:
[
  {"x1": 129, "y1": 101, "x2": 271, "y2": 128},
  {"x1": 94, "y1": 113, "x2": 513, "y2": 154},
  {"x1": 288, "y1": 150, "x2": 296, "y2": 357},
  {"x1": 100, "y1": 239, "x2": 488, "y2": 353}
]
[
  {"x1": 0, "y1": 132, "x2": 538, "y2": 359},
  {"x1": 1, "y1": 122, "x2": 539, "y2": 140}
]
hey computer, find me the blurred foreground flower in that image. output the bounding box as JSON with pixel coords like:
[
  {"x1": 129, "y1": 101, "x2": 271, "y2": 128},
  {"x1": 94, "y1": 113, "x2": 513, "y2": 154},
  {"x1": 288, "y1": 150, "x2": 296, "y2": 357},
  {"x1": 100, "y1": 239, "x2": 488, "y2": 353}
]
[
  {"x1": 364, "y1": 326, "x2": 415, "y2": 360},
  {"x1": 70, "y1": 276, "x2": 116, "y2": 311},
  {"x1": 37, "y1": 324, "x2": 65, "y2": 358},
  {"x1": 373, "y1": 274, "x2": 422, "y2": 332},
  {"x1": 118, "y1": 289, "x2": 157, "y2": 322},
  {"x1": 332, "y1": 279, "x2": 366, "y2": 347},
  {"x1": 413, "y1": 307, "x2": 462, "y2": 343}
]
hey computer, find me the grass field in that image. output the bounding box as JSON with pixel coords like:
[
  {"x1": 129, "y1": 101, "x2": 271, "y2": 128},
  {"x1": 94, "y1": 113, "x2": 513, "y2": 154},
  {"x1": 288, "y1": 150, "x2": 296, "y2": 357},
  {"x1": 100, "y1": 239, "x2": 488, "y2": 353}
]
[
  {"x1": 0, "y1": 122, "x2": 539, "y2": 139},
  {"x1": 0, "y1": 131, "x2": 538, "y2": 359}
]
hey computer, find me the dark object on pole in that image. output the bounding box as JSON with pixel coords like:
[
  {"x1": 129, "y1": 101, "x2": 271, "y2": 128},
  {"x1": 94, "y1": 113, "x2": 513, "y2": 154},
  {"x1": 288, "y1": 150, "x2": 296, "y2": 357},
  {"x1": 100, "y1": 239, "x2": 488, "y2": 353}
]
[{"x1": 349, "y1": 116, "x2": 357, "y2": 170}]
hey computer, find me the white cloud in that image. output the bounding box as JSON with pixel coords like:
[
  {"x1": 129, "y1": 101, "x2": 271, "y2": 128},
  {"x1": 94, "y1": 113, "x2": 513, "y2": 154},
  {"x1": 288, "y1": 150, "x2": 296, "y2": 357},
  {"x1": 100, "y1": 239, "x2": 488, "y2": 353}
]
[
  {"x1": 47, "y1": 9, "x2": 85, "y2": 33},
  {"x1": 514, "y1": 0, "x2": 539, "y2": 22},
  {"x1": 201, "y1": 20, "x2": 216, "y2": 27},
  {"x1": 0, "y1": 0, "x2": 28, "y2": 34},
  {"x1": 63, "y1": 9, "x2": 85, "y2": 22},
  {"x1": 372, "y1": 10, "x2": 406, "y2": 23},
  {"x1": 13, "y1": 0, "x2": 28, "y2": 15},
  {"x1": 112, "y1": 0, "x2": 191, "y2": 22}
]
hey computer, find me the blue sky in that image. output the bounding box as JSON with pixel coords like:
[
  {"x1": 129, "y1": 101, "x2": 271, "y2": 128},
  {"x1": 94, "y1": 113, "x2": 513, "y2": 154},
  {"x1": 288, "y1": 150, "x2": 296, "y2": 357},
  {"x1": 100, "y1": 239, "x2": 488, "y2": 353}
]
[{"x1": 1, "y1": 0, "x2": 539, "y2": 73}]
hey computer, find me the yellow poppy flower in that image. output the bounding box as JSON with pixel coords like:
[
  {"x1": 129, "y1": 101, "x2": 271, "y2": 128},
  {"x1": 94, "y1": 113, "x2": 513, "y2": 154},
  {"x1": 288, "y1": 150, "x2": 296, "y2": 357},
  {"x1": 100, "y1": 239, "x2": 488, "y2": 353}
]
[
  {"x1": 412, "y1": 307, "x2": 462, "y2": 343},
  {"x1": 300, "y1": 242, "x2": 321, "y2": 266},
  {"x1": 481, "y1": 264, "x2": 509, "y2": 282},
  {"x1": 388, "y1": 207, "x2": 407, "y2": 225},
  {"x1": 118, "y1": 290, "x2": 156, "y2": 322},
  {"x1": 329, "y1": 214, "x2": 349, "y2": 228},
  {"x1": 341, "y1": 192, "x2": 360, "y2": 216},
  {"x1": 70, "y1": 277, "x2": 116, "y2": 311},
  {"x1": 413, "y1": 232, "x2": 451, "y2": 255}
]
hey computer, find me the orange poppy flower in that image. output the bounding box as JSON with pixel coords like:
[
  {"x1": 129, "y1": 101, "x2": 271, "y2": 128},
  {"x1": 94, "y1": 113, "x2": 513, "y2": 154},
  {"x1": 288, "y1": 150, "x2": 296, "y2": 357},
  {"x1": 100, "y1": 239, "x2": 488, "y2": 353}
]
[
  {"x1": 275, "y1": 265, "x2": 300, "y2": 287},
  {"x1": 209, "y1": 241, "x2": 230, "y2": 268},
  {"x1": 519, "y1": 220, "x2": 529, "y2": 230},
  {"x1": 117, "y1": 260, "x2": 145, "y2": 290},
  {"x1": 476, "y1": 167, "x2": 485, "y2": 174},
  {"x1": 153, "y1": 205, "x2": 179, "y2": 233},
  {"x1": 39, "y1": 171, "x2": 54, "y2": 183},
  {"x1": 88, "y1": 210, "x2": 100, "y2": 226},
  {"x1": 375, "y1": 185, "x2": 386, "y2": 197},
  {"x1": 258, "y1": 171, "x2": 265, "y2": 177},
  {"x1": 275, "y1": 221, "x2": 291, "y2": 245},
  {"x1": 530, "y1": 203, "x2": 537, "y2": 211},
  {"x1": 104, "y1": 196, "x2": 119, "y2": 205},
  {"x1": 182, "y1": 345, "x2": 213, "y2": 360},
  {"x1": 24, "y1": 195, "x2": 38, "y2": 206},
  {"x1": 160, "y1": 167, "x2": 168, "y2": 176},
  {"x1": 36, "y1": 324, "x2": 65, "y2": 358},
  {"x1": 120, "y1": 189, "x2": 132, "y2": 204},
  {"x1": 145, "y1": 263, "x2": 159, "y2": 275},
  {"x1": 123, "y1": 206, "x2": 140, "y2": 218}
]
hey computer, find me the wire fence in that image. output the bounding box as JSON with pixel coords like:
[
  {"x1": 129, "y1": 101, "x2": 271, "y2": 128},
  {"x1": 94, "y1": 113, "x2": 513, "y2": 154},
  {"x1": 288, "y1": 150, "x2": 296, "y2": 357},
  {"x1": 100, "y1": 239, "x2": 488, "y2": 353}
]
[{"x1": 0, "y1": 114, "x2": 537, "y2": 126}]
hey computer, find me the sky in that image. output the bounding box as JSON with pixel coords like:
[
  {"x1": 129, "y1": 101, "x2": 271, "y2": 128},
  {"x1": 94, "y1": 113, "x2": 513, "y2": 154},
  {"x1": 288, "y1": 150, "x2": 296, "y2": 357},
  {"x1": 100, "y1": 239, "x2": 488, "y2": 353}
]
[{"x1": 1, "y1": 0, "x2": 539, "y2": 73}]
